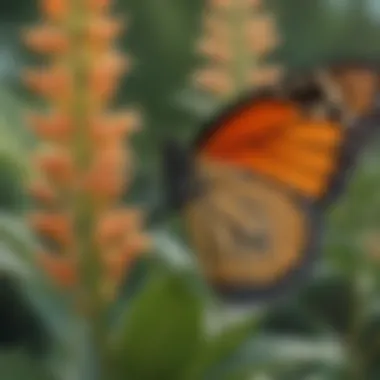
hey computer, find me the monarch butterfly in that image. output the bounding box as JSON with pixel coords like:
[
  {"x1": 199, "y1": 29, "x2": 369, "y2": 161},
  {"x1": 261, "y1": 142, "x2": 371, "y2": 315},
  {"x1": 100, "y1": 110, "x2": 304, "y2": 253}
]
[{"x1": 161, "y1": 62, "x2": 380, "y2": 304}]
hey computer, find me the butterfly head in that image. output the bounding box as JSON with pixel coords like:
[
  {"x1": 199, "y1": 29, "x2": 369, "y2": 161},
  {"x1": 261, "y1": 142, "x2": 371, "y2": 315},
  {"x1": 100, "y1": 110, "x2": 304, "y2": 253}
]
[{"x1": 282, "y1": 72, "x2": 342, "y2": 122}]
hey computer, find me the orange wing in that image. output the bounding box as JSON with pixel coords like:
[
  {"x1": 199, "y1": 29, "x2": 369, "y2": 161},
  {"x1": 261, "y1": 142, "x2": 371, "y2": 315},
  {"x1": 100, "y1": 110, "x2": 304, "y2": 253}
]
[{"x1": 196, "y1": 97, "x2": 345, "y2": 201}]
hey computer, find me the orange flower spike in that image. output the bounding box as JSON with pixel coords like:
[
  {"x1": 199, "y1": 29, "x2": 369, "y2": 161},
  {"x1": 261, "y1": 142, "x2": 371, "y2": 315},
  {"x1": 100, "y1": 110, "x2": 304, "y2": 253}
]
[
  {"x1": 38, "y1": 252, "x2": 77, "y2": 288},
  {"x1": 23, "y1": 25, "x2": 69, "y2": 54},
  {"x1": 196, "y1": 0, "x2": 281, "y2": 98},
  {"x1": 29, "y1": 212, "x2": 73, "y2": 246}
]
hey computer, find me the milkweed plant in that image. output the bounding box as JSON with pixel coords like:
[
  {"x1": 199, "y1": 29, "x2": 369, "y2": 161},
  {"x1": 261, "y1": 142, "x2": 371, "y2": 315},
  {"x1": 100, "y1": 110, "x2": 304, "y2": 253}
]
[{"x1": 0, "y1": 0, "x2": 378, "y2": 380}]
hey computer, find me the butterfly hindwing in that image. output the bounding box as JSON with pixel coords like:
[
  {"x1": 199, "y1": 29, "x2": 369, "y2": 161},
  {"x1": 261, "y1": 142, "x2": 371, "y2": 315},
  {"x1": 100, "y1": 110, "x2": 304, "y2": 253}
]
[{"x1": 184, "y1": 161, "x2": 321, "y2": 303}]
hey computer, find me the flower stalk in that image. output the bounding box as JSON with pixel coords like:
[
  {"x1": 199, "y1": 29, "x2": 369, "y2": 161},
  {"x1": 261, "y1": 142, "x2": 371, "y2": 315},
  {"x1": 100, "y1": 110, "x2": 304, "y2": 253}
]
[{"x1": 23, "y1": 0, "x2": 150, "y2": 376}]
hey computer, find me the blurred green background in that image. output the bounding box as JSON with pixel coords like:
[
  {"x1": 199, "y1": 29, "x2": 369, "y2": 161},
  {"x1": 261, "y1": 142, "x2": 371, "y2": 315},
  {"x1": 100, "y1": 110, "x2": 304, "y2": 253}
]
[{"x1": 1, "y1": 0, "x2": 380, "y2": 379}]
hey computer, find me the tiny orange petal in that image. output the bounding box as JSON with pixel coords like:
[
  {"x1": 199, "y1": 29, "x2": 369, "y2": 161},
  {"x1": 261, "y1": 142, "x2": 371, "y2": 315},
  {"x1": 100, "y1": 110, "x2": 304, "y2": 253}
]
[
  {"x1": 28, "y1": 182, "x2": 57, "y2": 204},
  {"x1": 40, "y1": 0, "x2": 68, "y2": 21},
  {"x1": 193, "y1": 68, "x2": 233, "y2": 96},
  {"x1": 247, "y1": 16, "x2": 280, "y2": 55},
  {"x1": 198, "y1": 39, "x2": 232, "y2": 62},
  {"x1": 87, "y1": 17, "x2": 124, "y2": 49},
  {"x1": 91, "y1": 111, "x2": 141, "y2": 145},
  {"x1": 90, "y1": 53, "x2": 130, "y2": 92},
  {"x1": 249, "y1": 65, "x2": 283, "y2": 86},
  {"x1": 23, "y1": 67, "x2": 72, "y2": 99},
  {"x1": 23, "y1": 26, "x2": 69, "y2": 54},
  {"x1": 35, "y1": 150, "x2": 74, "y2": 183},
  {"x1": 96, "y1": 208, "x2": 144, "y2": 243},
  {"x1": 29, "y1": 212, "x2": 72, "y2": 246},
  {"x1": 86, "y1": 0, "x2": 111, "y2": 13},
  {"x1": 123, "y1": 233, "x2": 151, "y2": 255}
]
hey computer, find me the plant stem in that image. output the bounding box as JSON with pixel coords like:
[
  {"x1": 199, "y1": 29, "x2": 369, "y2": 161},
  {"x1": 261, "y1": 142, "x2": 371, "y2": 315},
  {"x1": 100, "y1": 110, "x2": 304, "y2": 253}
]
[
  {"x1": 229, "y1": 0, "x2": 252, "y2": 97},
  {"x1": 68, "y1": 0, "x2": 109, "y2": 378}
]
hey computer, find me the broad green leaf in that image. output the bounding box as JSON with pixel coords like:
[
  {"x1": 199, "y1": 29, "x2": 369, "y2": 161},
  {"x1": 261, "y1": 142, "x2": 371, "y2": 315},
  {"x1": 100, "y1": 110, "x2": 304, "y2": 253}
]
[
  {"x1": 214, "y1": 335, "x2": 345, "y2": 378},
  {"x1": 112, "y1": 271, "x2": 202, "y2": 380}
]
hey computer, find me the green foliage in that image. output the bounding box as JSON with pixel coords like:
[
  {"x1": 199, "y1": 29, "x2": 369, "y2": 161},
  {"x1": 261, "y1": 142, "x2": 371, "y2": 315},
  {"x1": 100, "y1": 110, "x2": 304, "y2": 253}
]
[
  {"x1": 0, "y1": 1, "x2": 380, "y2": 380},
  {"x1": 0, "y1": 349, "x2": 54, "y2": 380},
  {"x1": 182, "y1": 316, "x2": 257, "y2": 380}
]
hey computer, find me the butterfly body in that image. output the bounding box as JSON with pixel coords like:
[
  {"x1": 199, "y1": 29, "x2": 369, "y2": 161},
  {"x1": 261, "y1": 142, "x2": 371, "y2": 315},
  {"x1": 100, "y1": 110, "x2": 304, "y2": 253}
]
[{"x1": 162, "y1": 65, "x2": 380, "y2": 304}]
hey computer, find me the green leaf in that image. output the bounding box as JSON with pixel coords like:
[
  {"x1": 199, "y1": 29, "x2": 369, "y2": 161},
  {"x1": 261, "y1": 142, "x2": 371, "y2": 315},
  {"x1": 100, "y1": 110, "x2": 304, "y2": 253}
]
[
  {"x1": 182, "y1": 315, "x2": 258, "y2": 380},
  {"x1": 215, "y1": 335, "x2": 345, "y2": 378},
  {"x1": 112, "y1": 270, "x2": 202, "y2": 380}
]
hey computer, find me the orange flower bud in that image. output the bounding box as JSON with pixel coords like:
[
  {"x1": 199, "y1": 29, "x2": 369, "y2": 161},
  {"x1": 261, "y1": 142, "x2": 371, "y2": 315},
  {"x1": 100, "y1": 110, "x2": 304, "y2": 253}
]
[
  {"x1": 35, "y1": 150, "x2": 74, "y2": 183},
  {"x1": 86, "y1": 0, "x2": 111, "y2": 13},
  {"x1": 209, "y1": 0, "x2": 232, "y2": 9},
  {"x1": 38, "y1": 252, "x2": 77, "y2": 287},
  {"x1": 83, "y1": 146, "x2": 128, "y2": 199},
  {"x1": 29, "y1": 212, "x2": 73, "y2": 246},
  {"x1": 96, "y1": 208, "x2": 144, "y2": 244},
  {"x1": 123, "y1": 232, "x2": 151, "y2": 255},
  {"x1": 210, "y1": 0, "x2": 261, "y2": 8},
  {"x1": 247, "y1": 15, "x2": 280, "y2": 55},
  {"x1": 87, "y1": 17, "x2": 124, "y2": 50},
  {"x1": 203, "y1": 16, "x2": 229, "y2": 41},
  {"x1": 104, "y1": 250, "x2": 133, "y2": 278},
  {"x1": 23, "y1": 67, "x2": 72, "y2": 100},
  {"x1": 91, "y1": 111, "x2": 140, "y2": 146},
  {"x1": 85, "y1": 172, "x2": 126, "y2": 200},
  {"x1": 193, "y1": 68, "x2": 233, "y2": 96},
  {"x1": 23, "y1": 25, "x2": 69, "y2": 54},
  {"x1": 198, "y1": 38, "x2": 232, "y2": 62},
  {"x1": 90, "y1": 53, "x2": 129, "y2": 94},
  {"x1": 27, "y1": 113, "x2": 72, "y2": 142},
  {"x1": 28, "y1": 182, "x2": 57, "y2": 204},
  {"x1": 40, "y1": 0, "x2": 68, "y2": 21},
  {"x1": 249, "y1": 65, "x2": 283, "y2": 86}
]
